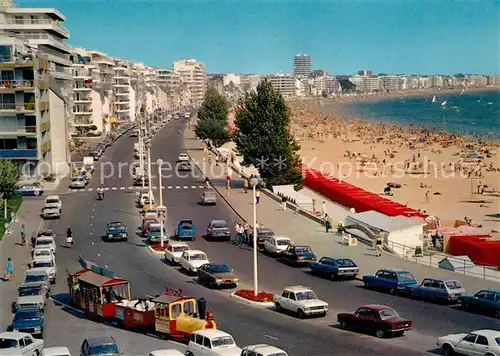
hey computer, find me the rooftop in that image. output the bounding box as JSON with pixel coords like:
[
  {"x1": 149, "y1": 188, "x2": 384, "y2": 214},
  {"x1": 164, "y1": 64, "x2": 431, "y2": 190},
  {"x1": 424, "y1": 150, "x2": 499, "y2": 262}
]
[
  {"x1": 346, "y1": 210, "x2": 426, "y2": 232},
  {"x1": 5, "y1": 7, "x2": 65, "y2": 21}
]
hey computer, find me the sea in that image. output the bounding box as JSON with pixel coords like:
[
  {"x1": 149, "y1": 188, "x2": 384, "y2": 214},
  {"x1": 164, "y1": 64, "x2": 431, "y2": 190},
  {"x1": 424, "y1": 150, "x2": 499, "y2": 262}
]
[{"x1": 336, "y1": 89, "x2": 500, "y2": 140}]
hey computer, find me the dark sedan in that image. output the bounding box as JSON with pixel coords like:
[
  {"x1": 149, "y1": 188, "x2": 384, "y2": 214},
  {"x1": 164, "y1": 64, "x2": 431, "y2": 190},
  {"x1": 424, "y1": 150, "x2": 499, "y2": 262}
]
[
  {"x1": 280, "y1": 245, "x2": 317, "y2": 266},
  {"x1": 309, "y1": 257, "x2": 359, "y2": 280},
  {"x1": 252, "y1": 227, "x2": 275, "y2": 248},
  {"x1": 197, "y1": 263, "x2": 239, "y2": 289},
  {"x1": 458, "y1": 289, "x2": 500, "y2": 318},
  {"x1": 337, "y1": 304, "x2": 412, "y2": 338},
  {"x1": 12, "y1": 306, "x2": 44, "y2": 338},
  {"x1": 104, "y1": 222, "x2": 128, "y2": 241},
  {"x1": 206, "y1": 220, "x2": 231, "y2": 240}
]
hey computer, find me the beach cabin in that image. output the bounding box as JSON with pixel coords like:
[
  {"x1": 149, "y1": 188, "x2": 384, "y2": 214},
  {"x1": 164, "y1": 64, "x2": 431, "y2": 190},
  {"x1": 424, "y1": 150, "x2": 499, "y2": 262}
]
[{"x1": 344, "y1": 210, "x2": 427, "y2": 258}]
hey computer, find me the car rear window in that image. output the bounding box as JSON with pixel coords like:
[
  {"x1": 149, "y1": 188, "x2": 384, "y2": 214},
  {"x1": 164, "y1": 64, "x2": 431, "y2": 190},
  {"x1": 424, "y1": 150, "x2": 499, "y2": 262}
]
[
  {"x1": 295, "y1": 247, "x2": 311, "y2": 253},
  {"x1": 445, "y1": 281, "x2": 462, "y2": 289},
  {"x1": 211, "y1": 222, "x2": 226, "y2": 228},
  {"x1": 397, "y1": 271, "x2": 415, "y2": 281},
  {"x1": 19, "y1": 286, "x2": 42, "y2": 296},
  {"x1": 336, "y1": 259, "x2": 356, "y2": 267},
  {"x1": 37, "y1": 240, "x2": 52, "y2": 245},
  {"x1": 46, "y1": 199, "x2": 59, "y2": 204},
  {"x1": 277, "y1": 239, "x2": 291, "y2": 246},
  {"x1": 25, "y1": 274, "x2": 46, "y2": 283},
  {"x1": 0, "y1": 338, "x2": 18, "y2": 348},
  {"x1": 90, "y1": 344, "x2": 119, "y2": 355}
]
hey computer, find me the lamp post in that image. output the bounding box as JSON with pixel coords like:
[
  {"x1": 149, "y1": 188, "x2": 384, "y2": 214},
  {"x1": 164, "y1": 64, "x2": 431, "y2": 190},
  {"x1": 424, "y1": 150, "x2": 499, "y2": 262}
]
[
  {"x1": 157, "y1": 158, "x2": 165, "y2": 247},
  {"x1": 138, "y1": 118, "x2": 145, "y2": 190},
  {"x1": 147, "y1": 142, "x2": 153, "y2": 201},
  {"x1": 249, "y1": 177, "x2": 259, "y2": 297}
]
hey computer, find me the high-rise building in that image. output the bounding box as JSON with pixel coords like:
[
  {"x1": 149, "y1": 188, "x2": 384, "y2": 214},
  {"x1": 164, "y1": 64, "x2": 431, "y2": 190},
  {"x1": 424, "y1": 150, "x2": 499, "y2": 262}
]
[
  {"x1": 173, "y1": 59, "x2": 207, "y2": 107},
  {"x1": 0, "y1": 0, "x2": 72, "y2": 177},
  {"x1": 293, "y1": 54, "x2": 312, "y2": 77},
  {"x1": 358, "y1": 70, "x2": 373, "y2": 77}
]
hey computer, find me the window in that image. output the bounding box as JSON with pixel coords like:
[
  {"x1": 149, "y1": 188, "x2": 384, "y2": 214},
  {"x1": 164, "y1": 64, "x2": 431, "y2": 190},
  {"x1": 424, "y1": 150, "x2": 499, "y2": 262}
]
[
  {"x1": 183, "y1": 301, "x2": 194, "y2": 315},
  {"x1": 463, "y1": 334, "x2": 477, "y2": 343},
  {"x1": 485, "y1": 293, "x2": 496, "y2": 301},
  {"x1": 355, "y1": 308, "x2": 370, "y2": 317},
  {"x1": 495, "y1": 337, "x2": 500, "y2": 346},
  {"x1": 476, "y1": 335, "x2": 488, "y2": 346},
  {"x1": 281, "y1": 290, "x2": 289, "y2": 298},
  {"x1": 195, "y1": 334, "x2": 203, "y2": 345},
  {"x1": 289, "y1": 292, "x2": 296, "y2": 301},
  {"x1": 19, "y1": 338, "x2": 25, "y2": 348},
  {"x1": 171, "y1": 303, "x2": 181, "y2": 318},
  {"x1": 203, "y1": 337, "x2": 211, "y2": 349},
  {"x1": 495, "y1": 294, "x2": 500, "y2": 302},
  {"x1": 437, "y1": 282, "x2": 445, "y2": 289},
  {"x1": 189, "y1": 334, "x2": 196, "y2": 343},
  {"x1": 422, "y1": 279, "x2": 431, "y2": 287},
  {"x1": 388, "y1": 273, "x2": 397, "y2": 280},
  {"x1": 0, "y1": 45, "x2": 12, "y2": 62},
  {"x1": 475, "y1": 291, "x2": 488, "y2": 299},
  {"x1": 445, "y1": 281, "x2": 462, "y2": 290}
]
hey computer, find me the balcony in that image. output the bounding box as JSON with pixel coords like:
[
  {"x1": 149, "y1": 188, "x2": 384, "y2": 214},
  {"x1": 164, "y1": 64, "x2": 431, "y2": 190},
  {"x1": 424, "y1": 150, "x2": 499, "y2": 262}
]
[
  {"x1": 0, "y1": 55, "x2": 34, "y2": 69},
  {"x1": 0, "y1": 103, "x2": 36, "y2": 112},
  {"x1": 0, "y1": 149, "x2": 37, "y2": 159},
  {"x1": 0, "y1": 79, "x2": 34, "y2": 91},
  {"x1": 115, "y1": 91, "x2": 129, "y2": 96},
  {"x1": 74, "y1": 109, "x2": 93, "y2": 115},
  {"x1": 1, "y1": 18, "x2": 69, "y2": 38},
  {"x1": 74, "y1": 98, "x2": 92, "y2": 104},
  {"x1": 18, "y1": 33, "x2": 71, "y2": 54},
  {"x1": 0, "y1": 125, "x2": 37, "y2": 136},
  {"x1": 74, "y1": 85, "x2": 92, "y2": 92},
  {"x1": 42, "y1": 140, "x2": 51, "y2": 154},
  {"x1": 116, "y1": 108, "x2": 130, "y2": 113},
  {"x1": 40, "y1": 120, "x2": 50, "y2": 132},
  {"x1": 39, "y1": 101, "x2": 49, "y2": 111}
]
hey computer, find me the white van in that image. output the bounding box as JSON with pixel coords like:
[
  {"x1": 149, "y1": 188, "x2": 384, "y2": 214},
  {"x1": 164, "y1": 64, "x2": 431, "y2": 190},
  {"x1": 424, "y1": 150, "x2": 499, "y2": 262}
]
[{"x1": 241, "y1": 344, "x2": 288, "y2": 356}]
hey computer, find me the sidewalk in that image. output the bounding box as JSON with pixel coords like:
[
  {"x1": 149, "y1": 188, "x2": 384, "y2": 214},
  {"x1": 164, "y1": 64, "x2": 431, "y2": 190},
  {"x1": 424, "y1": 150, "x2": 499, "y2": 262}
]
[
  {"x1": 0, "y1": 198, "x2": 46, "y2": 331},
  {"x1": 185, "y1": 131, "x2": 497, "y2": 294}
]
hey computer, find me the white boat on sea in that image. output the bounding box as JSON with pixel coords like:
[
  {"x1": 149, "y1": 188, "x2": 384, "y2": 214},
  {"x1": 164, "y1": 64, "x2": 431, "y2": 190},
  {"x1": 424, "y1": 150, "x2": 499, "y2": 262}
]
[
  {"x1": 432, "y1": 95, "x2": 436, "y2": 103},
  {"x1": 441, "y1": 101, "x2": 447, "y2": 106}
]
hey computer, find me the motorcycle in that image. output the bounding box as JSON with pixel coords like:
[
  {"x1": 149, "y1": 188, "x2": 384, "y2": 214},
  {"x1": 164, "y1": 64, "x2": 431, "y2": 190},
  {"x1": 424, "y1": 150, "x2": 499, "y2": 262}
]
[
  {"x1": 66, "y1": 234, "x2": 73, "y2": 248},
  {"x1": 97, "y1": 191, "x2": 104, "y2": 200}
]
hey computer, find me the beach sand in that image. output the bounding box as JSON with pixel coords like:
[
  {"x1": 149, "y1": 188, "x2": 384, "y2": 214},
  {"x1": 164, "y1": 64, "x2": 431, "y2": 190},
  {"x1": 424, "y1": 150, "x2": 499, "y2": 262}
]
[{"x1": 288, "y1": 99, "x2": 500, "y2": 231}]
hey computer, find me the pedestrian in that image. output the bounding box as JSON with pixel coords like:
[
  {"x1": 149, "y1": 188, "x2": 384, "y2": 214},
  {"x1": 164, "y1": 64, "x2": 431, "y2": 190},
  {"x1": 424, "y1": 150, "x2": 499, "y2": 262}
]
[
  {"x1": 205, "y1": 176, "x2": 210, "y2": 188},
  {"x1": 4, "y1": 257, "x2": 13, "y2": 281},
  {"x1": 321, "y1": 201, "x2": 327, "y2": 217},
  {"x1": 281, "y1": 195, "x2": 287, "y2": 211},
  {"x1": 243, "y1": 222, "x2": 250, "y2": 244},
  {"x1": 20, "y1": 224, "x2": 26, "y2": 246},
  {"x1": 243, "y1": 178, "x2": 249, "y2": 193},
  {"x1": 324, "y1": 214, "x2": 332, "y2": 233},
  {"x1": 425, "y1": 190, "x2": 430, "y2": 203},
  {"x1": 237, "y1": 224, "x2": 245, "y2": 247},
  {"x1": 375, "y1": 234, "x2": 383, "y2": 257},
  {"x1": 312, "y1": 198, "x2": 316, "y2": 212},
  {"x1": 234, "y1": 222, "x2": 241, "y2": 244},
  {"x1": 255, "y1": 190, "x2": 260, "y2": 205}
]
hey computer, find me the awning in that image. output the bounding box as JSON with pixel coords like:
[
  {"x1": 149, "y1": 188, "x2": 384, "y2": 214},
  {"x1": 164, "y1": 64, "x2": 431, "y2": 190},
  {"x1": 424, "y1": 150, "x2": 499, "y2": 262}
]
[{"x1": 77, "y1": 271, "x2": 128, "y2": 287}]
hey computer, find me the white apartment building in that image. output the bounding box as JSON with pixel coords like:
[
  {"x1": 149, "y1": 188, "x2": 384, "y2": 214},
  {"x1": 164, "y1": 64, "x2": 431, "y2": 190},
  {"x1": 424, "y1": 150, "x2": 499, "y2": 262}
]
[
  {"x1": 467, "y1": 75, "x2": 488, "y2": 87},
  {"x1": 0, "y1": 0, "x2": 72, "y2": 177},
  {"x1": 112, "y1": 60, "x2": 133, "y2": 122},
  {"x1": 310, "y1": 75, "x2": 341, "y2": 96},
  {"x1": 173, "y1": 59, "x2": 207, "y2": 106},
  {"x1": 380, "y1": 75, "x2": 401, "y2": 91},
  {"x1": 267, "y1": 74, "x2": 297, "y2": 97}
]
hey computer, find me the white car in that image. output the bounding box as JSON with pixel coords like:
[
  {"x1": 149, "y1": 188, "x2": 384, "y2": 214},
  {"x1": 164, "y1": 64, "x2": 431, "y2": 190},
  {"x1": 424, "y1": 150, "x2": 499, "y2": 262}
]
[
  {"x1": 42, "y1": 347, "x2": 72, "y2": 356},
  {"x1": 177, "y1": 153, "x2": 189, "y2": 162},
  {"x1": 44, "y1": 195, "x2": 62, "y2": 211},
  {"x1": 273, "y1": 286, "x2": 328, "y2": 318},
  {"x1": 139, "y1": 193, "x2": 155, "y2": 207},
  {"x1": 164, "y1": 243, "x2": 190, "y2": 264},
  {"x1": 241, "y1": 344, "x2": 288, "y2": 356},
  {"x1": 17, "y1": 283, "x2": 46, "y2": 310},
  {"x1": 186, "y1": 329, "x2": 242, "y2": 356},
  {"x1": 179, "y1": 250, "x2": 209, "y2": 274},
  {"x1": 34, "y1": 236, "x2": 56, "y2": 254},
  {"x1": 437, "y1": 329, "x2": 500, "y2": 356},
  {"x1": 33, "y1": 248, "x2": 54, "y2": 260},
  {"x1": 31, "y1": 256, "x2": 57, "y2": 284},
  {"x1": 149, "y1": 350, "x2": 184, "y2": 356},
  {"x1": 264, "y1": 236, "x2": 292, "y2": 255},
  {"x1": 0, "y1": 332, "x2": 44, "y2": 356}
]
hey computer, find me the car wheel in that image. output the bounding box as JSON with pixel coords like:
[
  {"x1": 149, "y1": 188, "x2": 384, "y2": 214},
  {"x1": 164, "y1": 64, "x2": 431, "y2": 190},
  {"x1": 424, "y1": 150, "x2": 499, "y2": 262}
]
[
  {"x1": 209, "y1": 280, "x2": 217, "y2": 289},
  {"x1": 185, "y1": 352, "x2": 194, "y2": 356},
  {"x1": 339, "y1": 319, "x2": 348, "y2": 329},
  {"x1": 375, "y1": 329, "x2": 386, "y2": 338},
  {"x1": 495, "y1": 309, "x2": 500, "y2": 319},
  {"x1": 34, "y1": 190, "x2": 40, "y2": 196},
  {"x1": 275, "y1": 302, "x2": 281, "y2": 312},
  {"x1": 298, "y1": 309, "x2": 306, "y2": 319},
  {"x1": 441, "y1": 344, "x2": 453, "y2": 356},
  {"x1": 388, "y1": 287, "x2": 397, "y2": 295},
  {"x1": 34, "y1": 350, "x2": 40, "y2": 356}
]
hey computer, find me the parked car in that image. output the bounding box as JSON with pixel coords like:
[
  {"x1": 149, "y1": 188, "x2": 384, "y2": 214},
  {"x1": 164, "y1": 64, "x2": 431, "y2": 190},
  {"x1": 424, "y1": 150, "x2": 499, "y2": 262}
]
[
  {"x1": 44, "y1": 195, "x2": 62, "y2": 211},
  {"x1": 206, "y1": 220, "x2": 231, "y2": 240},
  {"x1": 16, "y1": 284, "x2": 46, "y2": 310},
  {"x1": 337, "y1": 304, "x2": 412, "y2": 338},
  {"x1": 458, "y1": 289, "x2": 500, "y2": 318},
  {"x1": 33, "y1": 248, "x2": 54, "y2": 260},
  {"x1": 34, "y1": 236, "x2": 56, "y2": 254},
  {"x1": 138, "y1": 193, "x2": 155, "y2": 207},
  {"x1": 251, "y1": 227, "x2": 274, "y2": 248},
  {"x1": 175, "y1": 219, "x2": 195, "y2": 240},
  {"x1": 362, "y1": 268, "x2": 417, "y2": 295},
  {"x1": 273, "y1": 285, "x2": 328, "y2": 318},
  {"x1": 280, "y1": 245, "x2": 316, "y2": 266},
  {"x1": 104, "y1": 221, "x2": 128, "y2": 242},
  {"x1": 177, "y1": 153, "x2": 189, "y2": 162},
  {"x1": 0, "y1": 332, "x2": 44, "y2": 356},
  {"x1": 241, "y1": 344, "x2": 288, "y2": 356},
  {"x1": 31, "y1": 256, "x2": 57, "y2": 284},
  {"x1": 437, "y1": 329, "x2": 500, "y2": 356},
  {"x1": 177, "y1": 161, "x2": 192, "y2": 172},
  {"x1": 11, "y1": 306, "x2": 44, "y2": 338},
  {"x1": 148, "y1": 350, "x2": 183, "y2": 356},
  {"x1": 17, "y1": 184, "x2": 44, "y2": 196},
  {"x1": 23, "y1": 270, "x2": 50, "y2": 295},
  {"x1": 200, "y1": 191, "x2": 217, "y2": 205},
  {"x1": 141, "y1": 218, "x2": 159, "y2": 236},
  {"x1": 264, "y1": 236, "x2": 293, "y2": 255},
  {"x1": 309, "y1": 257, "x2": 359, "y2": 280},
  {"x1": 164, "y1": 243, "x2": 190, "y2": 265},
  {"x1": 146, "y1": 223, "x2": 168, "y2": 244},
  {"x1": 69, "y1": 177, "x2": 86, "y2": 189},
  {"x1": 197, "y1": 263, "x2": 239, "y2": 289},
  {"x1": 186, "y1": 329, "x2": 241, "y2": 356},
  {"x1": 180, "y1": 250, "x2": 209, "y2": 274},
  {"x1": 80, "y1": 336, "x2": 120, "y2": 356},
  {"x1": 42, "y1": 347, "x2": 72, "y2": 356},
  {"x1": 406, "y1": 278, "x2": 465, "y2": 303}
]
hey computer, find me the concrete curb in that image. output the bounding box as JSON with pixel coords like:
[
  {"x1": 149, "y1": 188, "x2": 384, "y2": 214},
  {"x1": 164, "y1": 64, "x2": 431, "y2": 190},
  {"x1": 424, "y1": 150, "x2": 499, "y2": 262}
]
[
  {"x1": 228, "y1": 292, "x2": 275, "y2": 309},
  {"x1": 147, "y1": 245, "x2": 164, "y2": 254}
]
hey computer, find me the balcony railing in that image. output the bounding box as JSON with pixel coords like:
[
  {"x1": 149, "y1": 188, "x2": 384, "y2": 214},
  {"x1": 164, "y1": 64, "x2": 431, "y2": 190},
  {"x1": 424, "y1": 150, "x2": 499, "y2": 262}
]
[
  {"x1": 0, "y1": 103, "x2": 36, "y2": 111},
  {"x1": 3, "y1": 18, "x2": 69, "y2": 37},
  {"x1": 19, "y1": 33, "x2": 71, "y2": 52},
  {"x1": 0, "y1": 103, "x2": 16, "y2": 110},
  {"x1": 0, "y1": 79, "x2": 34, "y2": 89},
  {"x1": 0, "y1": 149, "x2": 37, "y2": 158}
]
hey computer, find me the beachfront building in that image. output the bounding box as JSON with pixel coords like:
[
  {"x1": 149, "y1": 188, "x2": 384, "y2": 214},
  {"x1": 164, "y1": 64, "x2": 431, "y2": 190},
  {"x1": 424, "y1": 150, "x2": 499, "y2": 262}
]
[
  {"x1": 310, "y1": 75, "x2": 341, "y2": 96},
  {"x1": 173, "y1": 58, "x2": 207, "y2": 107},
  {"x1": 293, "y1": 54, "x2": 312, "y2": 77},
  {"x1": 357, "y1": 70, "x2": 373, "y2": 77},
  {"x1": 0, "y1": 1, "x2": 74, "y2": 177},
  {"x1": 349, "y1": 75, "x2": 382, "y2": 92},
  {"x1": 466, "y1": 75, "x2": 488, "y2": 87},
  {"x1": 380, "y1": 75, "x2": 401, "y2": 92},
  {"x1": 267, "y1": 74, "x2": 298, "y2": 97}
]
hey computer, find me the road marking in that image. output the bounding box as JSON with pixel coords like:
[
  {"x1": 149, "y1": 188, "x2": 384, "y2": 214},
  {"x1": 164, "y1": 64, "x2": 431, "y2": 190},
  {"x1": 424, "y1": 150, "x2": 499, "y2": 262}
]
[
  {"x1": 87, "y1": 188, "x2": 93, "y2": 191},
  {"x1": 175, "y1": 186, "x2": 180, "y2": 189},
  {"x1": 104, "y1": 187, "x2": 110, "y2": 191},
  {"x1": 183, "y1": 186, "x2": 188, "y2": 189},
  {"x1": 161, "y1": 186, "x2": 165, "y2": 189},
  {"x1": 128, "y1": 187, "x2": 134, "y2": 189},
  {"x1": 120, "y1": 187, "x2": 125, "y2": 190},
  {"x1": 112, "y1": 187, "x2": 117, "y2": 190},
  {"x1": 152, "y1": 186, "x2": 157, "y2": 189},
  {"x1": 199, "y1": 185, "x2": 205, "y2": 188},
  {"x1": 135, "y1": 186, "x2": 141, "y2": 189},
  {"x1": 191, "y1": 186, "x2": 196, "y2": 189},
  {"x1": 167, "y1": 186, "x2": 173, "y2": 189}
]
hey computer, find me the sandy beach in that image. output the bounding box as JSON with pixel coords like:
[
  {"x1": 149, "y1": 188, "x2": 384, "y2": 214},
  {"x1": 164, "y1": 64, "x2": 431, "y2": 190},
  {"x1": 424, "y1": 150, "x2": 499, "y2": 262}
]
[{"x1": 288, "y1": 99, "x2": 500, "y2": 231}]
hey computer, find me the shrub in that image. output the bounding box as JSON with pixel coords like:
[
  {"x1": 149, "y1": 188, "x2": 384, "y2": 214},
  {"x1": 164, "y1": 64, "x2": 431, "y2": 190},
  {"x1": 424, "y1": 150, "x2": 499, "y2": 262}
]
[
  {"x1": 0, "y1": 194, "x2": 23, "y2": 240},
  {"x1": 235, "y1": 289, "x2": 273, "y2": 302},
  {"x1": 43, "y1": 173, "x2": 56, "y2": 182}
]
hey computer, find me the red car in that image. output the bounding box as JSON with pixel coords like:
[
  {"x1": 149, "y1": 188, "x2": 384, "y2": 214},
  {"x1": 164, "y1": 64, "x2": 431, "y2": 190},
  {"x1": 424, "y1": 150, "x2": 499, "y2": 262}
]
[
  {"x1": 337, "y1": 304, "x2": 412, "y2": 338},
  {"x1": 141, "y1": 218, "x2": 158, "y2": 236}
]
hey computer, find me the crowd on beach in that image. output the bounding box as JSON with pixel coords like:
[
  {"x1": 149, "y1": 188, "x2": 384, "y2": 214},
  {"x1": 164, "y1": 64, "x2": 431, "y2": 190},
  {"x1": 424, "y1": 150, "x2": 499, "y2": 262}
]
[{"x1": 287, "y1": 99, "x2": 500, "y2": 230}]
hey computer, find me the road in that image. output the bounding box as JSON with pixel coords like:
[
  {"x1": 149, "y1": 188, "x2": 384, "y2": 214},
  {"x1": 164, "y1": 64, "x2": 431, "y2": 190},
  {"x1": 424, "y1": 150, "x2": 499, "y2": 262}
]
[{"x1": 44, "y1": 119, "x2": 499, "y2": 355}]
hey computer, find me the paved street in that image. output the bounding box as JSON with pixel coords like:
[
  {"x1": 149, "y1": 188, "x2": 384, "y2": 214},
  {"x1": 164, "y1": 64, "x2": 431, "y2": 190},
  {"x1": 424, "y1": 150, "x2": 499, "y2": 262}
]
[{"x1": 40, "y1": 120, "x2": 428, "y2": 355}]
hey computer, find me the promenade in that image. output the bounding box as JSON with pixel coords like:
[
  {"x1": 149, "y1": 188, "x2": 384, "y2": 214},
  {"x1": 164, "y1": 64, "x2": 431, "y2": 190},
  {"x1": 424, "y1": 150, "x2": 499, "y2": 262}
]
[{"x1": 185, "y1": 128, "x2": 496, "y2": 293}]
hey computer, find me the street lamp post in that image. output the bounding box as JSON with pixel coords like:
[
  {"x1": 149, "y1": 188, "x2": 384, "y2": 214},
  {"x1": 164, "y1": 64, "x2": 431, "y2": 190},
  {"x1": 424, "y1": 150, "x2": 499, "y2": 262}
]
[
  {"x1": 157, "y1": 158, "x2": 165, "y2": 247},
  {"x1": 249, "y1": 177, "x2": 259, "y2": 297},
  {"x1": 147, "y1": 143, "x2": 153, "y2": 201},
  {"x1": 138, "y1": 118, "x2": 145, "y2": 190}
]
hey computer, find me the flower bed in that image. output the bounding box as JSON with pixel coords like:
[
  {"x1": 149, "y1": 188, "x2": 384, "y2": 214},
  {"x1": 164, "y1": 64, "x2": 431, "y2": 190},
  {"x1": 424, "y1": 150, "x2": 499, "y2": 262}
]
[{"x1": 235, "y1": 289, "x2": 273, "y2": 303}]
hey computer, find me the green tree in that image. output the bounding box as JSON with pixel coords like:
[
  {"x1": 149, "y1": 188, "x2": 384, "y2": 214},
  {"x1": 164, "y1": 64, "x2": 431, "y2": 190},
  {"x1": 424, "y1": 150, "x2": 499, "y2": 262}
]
[
  {"x1": 195, "y1": 87, "x2": 231, "y2": 147},
  {"x1": 234, "y1": 80, "x2": 302, "y2": 188},
  {"x1": 0, "y1": 160, "x2": 20, "y2": 208}
]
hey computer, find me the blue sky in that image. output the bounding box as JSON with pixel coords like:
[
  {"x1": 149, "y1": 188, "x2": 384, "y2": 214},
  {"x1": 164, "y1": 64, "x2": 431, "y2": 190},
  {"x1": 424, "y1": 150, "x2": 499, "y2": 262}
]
[{"x1": 17, "y1": 0, "x2": 500, "y2": 75}]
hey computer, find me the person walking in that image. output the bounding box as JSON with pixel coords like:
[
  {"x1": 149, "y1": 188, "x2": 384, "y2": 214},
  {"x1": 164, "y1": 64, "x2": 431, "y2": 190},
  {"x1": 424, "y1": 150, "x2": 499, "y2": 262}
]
[
  {"x1": 281, "y1": 196, "x2": 287, "y2": 211},
  {"x1": 375, "y1": 234, "x2": 383, "y2": 257},
  {"x1": 237, "y1": 224, "x2": 245, "y2": 247},
  {"x1": 234, "y1": 222, "x2": 241, "y2": 245},
  {"x1": 321, "y1": 201, "x2": 327, "y2": 218},
  {"x1": 255, "y1": 190, "x2": 260, "y2": 205},
  {"x1": 4, "y1": 257, "x2": 13, "y2": 281},
  {"x1": 66, "y1": 228, "x2": 74, "y2": 248},
  {"x1": 20, "y1": 224, "x2": 26, "y2": 246},
  {"x1": 324, "y1": 214, "x2": 332, "y2": 233},
  {"x1": 243, "y1": 222, "x2": 250, "y2": 244},
  {"x1": 243, "y1": 178, "x2": 249, "y2": 193},
  {"x1": 425, "y1": 190, "x2": 430, "y2": 203}
]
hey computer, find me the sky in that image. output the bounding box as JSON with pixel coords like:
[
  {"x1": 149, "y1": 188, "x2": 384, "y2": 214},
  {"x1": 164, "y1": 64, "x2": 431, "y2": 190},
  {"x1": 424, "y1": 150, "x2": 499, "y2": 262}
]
[{"x1": 16, "y1": 0, "x2": 500, "y2": 75}]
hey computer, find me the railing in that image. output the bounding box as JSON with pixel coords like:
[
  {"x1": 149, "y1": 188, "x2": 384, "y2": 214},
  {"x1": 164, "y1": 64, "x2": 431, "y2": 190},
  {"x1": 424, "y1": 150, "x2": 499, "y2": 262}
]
[
  {"x1": 0, "y1": 103, "x2": 16, "y2": 110},
  {"x1": 385, "y1": 239, "x2": 500, "y2": 282},
  {"x1": 0, "y1": 79, "x2": 34, "y2": 89},
  {"x1": 18, "y1": 33, "x2": 71, "y2": 52},
  {"x1": 0, "y1": 149, "x2": 37, "y2": 158},
  {"x1": 0, "y1": 55, "x2": 34, "y2": 65},
  {"x1": 4, "y1": 19, "x2": 70, "y2": 37}
]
